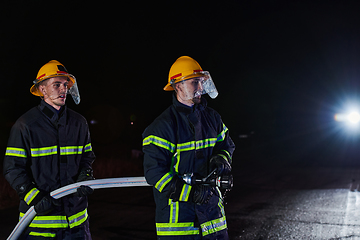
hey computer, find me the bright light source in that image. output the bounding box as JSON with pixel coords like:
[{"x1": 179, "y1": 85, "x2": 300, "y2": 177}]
[{"x1": 347, "y1": 112, "x2": 360, "y2": 124}]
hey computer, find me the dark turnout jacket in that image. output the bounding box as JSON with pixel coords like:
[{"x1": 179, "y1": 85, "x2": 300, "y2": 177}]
[
  {"x1": 4, "y1": 100, "x2": 95, "y2": 231},
  {"x1": 142, "y1": 94, "x2": 235, "y2": 238}
]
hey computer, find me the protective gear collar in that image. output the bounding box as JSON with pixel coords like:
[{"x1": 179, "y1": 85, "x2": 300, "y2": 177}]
[{"x1": 31, "y1": 60, "x2": 81, "y2": 104}]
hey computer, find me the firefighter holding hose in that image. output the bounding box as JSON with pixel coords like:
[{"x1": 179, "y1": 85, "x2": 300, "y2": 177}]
[
  {"x1": 3, "y1": 60, "x2": 95, "y2": 239},
  {"x1": 143, "y1": 56, "x2": 235, "y2": 239}
]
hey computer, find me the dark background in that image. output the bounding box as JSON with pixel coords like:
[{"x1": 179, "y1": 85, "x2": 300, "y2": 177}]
[{"x1": 2, "y1": 0, "x2": 360, "y2": 180}]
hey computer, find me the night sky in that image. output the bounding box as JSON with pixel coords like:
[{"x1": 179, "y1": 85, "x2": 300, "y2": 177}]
[{"x1": 2, "y1": 1, "x2": 360, "y2": 167}]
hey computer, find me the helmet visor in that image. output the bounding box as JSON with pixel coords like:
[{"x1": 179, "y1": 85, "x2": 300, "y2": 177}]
[
  {"x1": 68, "y1": 78, "x2": 80, "y2": 104},
  {"x1": 175, "y1": 71, "x2": 218, "y2": 100}
]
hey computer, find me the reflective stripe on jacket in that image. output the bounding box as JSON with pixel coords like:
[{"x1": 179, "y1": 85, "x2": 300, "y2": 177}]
[{"x1": 20, "y1": 208, "x2": 88, "y2": 229}]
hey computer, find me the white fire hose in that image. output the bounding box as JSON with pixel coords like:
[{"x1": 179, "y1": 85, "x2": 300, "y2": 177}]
[{"x1": 7, "y1": 177, "x2": 150, "y2": 240}]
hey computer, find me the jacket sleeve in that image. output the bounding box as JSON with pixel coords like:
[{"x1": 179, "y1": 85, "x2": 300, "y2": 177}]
[
  {"x1": 213, "y1": 117, "x2": 235, "y2": 165},
  {"x1": 142, "y1": 119, "x2": 177, "y2": 194},
  {"x1": 3, "y1": 120, "x2": 33, "y2": 193},
  {"x1": 80, "y1": 123, "x2": 96, "y2": 171}
]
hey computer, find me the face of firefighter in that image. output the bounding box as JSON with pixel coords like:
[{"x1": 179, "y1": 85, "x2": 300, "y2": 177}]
[
  {"x1": 39, "y1": 76, "x2": 69, "y2": 110},
  {"x1": 175, "y1": 77, "x2": 203, "y2": 107}
]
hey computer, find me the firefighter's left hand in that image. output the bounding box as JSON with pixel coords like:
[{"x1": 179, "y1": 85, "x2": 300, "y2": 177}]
[
  {"x1": 77, "y1": 168, "x2": 95, "y2": 182},
  {"x1": 76, "y1": 185, "x2": 94, "y2": 197},
  {"x1": 209, "y1": 155, "x2": 231, "y2": 176}
]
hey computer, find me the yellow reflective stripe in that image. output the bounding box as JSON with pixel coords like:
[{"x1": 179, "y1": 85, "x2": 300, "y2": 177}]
[
  {"x1": 143, "y1": 135, "x2": 176, "y2": 153},
  {"x1": 29, "y1": 231, "x2": 56, "y2": 238},
  {"x1": 179, "y1": 184, "x2": 192, "y2": 202},
  {"x1": 31, "y1": 145, "x2": 87, "y2": 157},
  {"x1": 60, "y1": 146, "x2": 83, "y2": 155},
  {"x1": 176, "y1": 138, "x2": 217, "y2": 153},
  {"x1": 29, "y1": 215, "x2": 68, "y2": 229},
  {"x1": 177, "y1": 141, "x2": 196, "y2": 151},
  {"x1": 155, "y1": 172, "x2": 173, "y2": 192},
  {"x1": 84, "y1": 143, "x2": 92, "y2": 152},
  {"x1": 156, "y1": 222, "x2": 199, "y2": 236},
  {"x1": 221, "y1": 149, "x2": 231, "y2": 160},
  {"x1": 169, "y1": 201, "x2": 179, "y2": 223},
  {"x1": 201, "y1": 216, "x2": 227, "y2": 236},
  {"x1": 196, "y1": 138, "x2": 217, "y2": 149},
  {"x1": 5, "y1": 147, "x2": 27, "y2": 158},
  {"x1": 68, "y1": 208, "x2": 88, "y2": 228},
  {"x1": 19, "y1": 208, "x2": 88, "y2": 229},
  {"x1": 31, "y1": 146, "x2": 57, "y2": 157},
  {"x1": 24, "y1": 188, "x2": 39, "y2": 205},
  {"x1": 217, "y1": 124, "x2": 228, "y2": 142}
]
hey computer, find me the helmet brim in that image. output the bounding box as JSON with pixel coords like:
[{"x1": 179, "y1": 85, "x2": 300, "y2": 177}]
[{"x1": 30, "y1": 74, "x2": 76, "y2": 96}]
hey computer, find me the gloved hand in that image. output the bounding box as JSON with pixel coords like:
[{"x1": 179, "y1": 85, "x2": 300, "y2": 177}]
[
  {"x1": 167, "y1": 175, "x2": 185, "y2": 202},
  {"x1": 76, "y1": 168, "x2": 95, "y2": 197},
  {"x1": 16, "y1": 183, "x2": 61, "y2": 215},
  {"x1": 167, "y1": 175, "x2": 213, "y2": 205},
  {"x1": 209, "y1": 154, "x2": 231, "y2": 176},
  {"x1": 77, "y1": 185, "x2": 94, "y2": 197},
  {"x1": 34, "y1": 195, "x2": 61, "y2": 215},
  {"x1": 191, "y1": 185, "x2": 213, "y2": 205},
  {"x1": 77, "y1": 168, "x2": 95, "y2": 182}
]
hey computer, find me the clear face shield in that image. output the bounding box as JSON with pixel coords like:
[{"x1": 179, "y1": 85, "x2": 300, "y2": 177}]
[
  {"x1": 68, "y1": 76, "x2": 81, "y2": 105},
  {"x1": 174, "y1": 71, "x2": 218, "y2": 100}
]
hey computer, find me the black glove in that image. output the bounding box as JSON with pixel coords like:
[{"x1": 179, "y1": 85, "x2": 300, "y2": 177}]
[
  {"x1": 167, "y1": 175, "x2": 185, "y2": 202},
  {"x1": 76, "y1": 168, "x2": 95, "y2": 197},
  {"x1": 16, "y1": 183, "x2": 61, "y2": 215},
  {"x1": 209, "y1": 155, "x2": 231, "y2": 176},
  {"x1": 77, "y1": 168, "x2": 95, "y2": 182},
  {"x1": 191, "y1": 185, "x2": 213, "y2": 205},
  {"x1": 76, "y1": 185, "x2": 94, "y2": 197},
  {"x1": 34, "y1": 195, "x2": 61, "y2": 215}
]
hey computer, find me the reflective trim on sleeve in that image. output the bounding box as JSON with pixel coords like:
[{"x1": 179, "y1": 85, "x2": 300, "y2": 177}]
[
  {"x1": 31, "y1": 146, "x2": 57, "y2": 157},
  {"x1": 155, "y1": 172, "x2": 173, "y2": 192},
  {"x1": 201, "y1": 216, "x2": 227, "y2": 236},
  {"x1": 5, "y1": 147, "x2": 27, "y2": 158},
  {"x1": 143, "y1": 135, "x2": 176, "y2": 153},
  {"x1": 216, "y1": 124, "x2": 228, "y2": 142},
  {"x1": 84, "y1": 143, "x2": 92, "y2": 152},
  {"x1": 220, "y1": 149, "x2": 231, "y2": 161},
  {"x1": 68, "y1": 208, "x2": 88, "y2": 228},
  {"x1": 156, "y1": 222, "x2": 199, "y2": 236},
  {"x1": 24, "y1": 188, "x2": 40, "y2": 205}
]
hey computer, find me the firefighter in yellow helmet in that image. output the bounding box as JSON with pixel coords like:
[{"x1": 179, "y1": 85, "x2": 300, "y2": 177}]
[
  {"x1": 4, "y1": 60, "x2": 95, "y2": 239},
  {"x1": 143, "y1": 56, "x2": 235, "y2": 239}
]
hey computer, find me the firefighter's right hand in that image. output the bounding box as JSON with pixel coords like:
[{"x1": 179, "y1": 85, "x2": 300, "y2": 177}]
[
  {"x1": 192, "y1": 185, "x2": 213, "y2": 205},
  {"x1": 34, "y1": 195, "x2": 61, "y2": 215}
]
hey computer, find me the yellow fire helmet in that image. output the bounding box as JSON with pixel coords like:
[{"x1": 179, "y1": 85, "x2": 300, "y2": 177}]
[
  {"x1": 164, "y1": 56, "x2": 203, "y2": 91},
  {"x1": 164, "y1": 56, "x2": 218, "y2": 99},
  {"x1": 30, "y1": 60, "x2": 81, "y2": 104}
]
